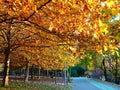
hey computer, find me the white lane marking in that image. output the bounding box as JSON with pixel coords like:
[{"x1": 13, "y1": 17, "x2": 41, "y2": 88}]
[{"x1": 87, "y1": 79, "x2": 118, "y2": 90}]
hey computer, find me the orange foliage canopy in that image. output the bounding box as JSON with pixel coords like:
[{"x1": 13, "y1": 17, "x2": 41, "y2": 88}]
[{"x1": 0, "y1": 0, "x2": 120, "y2": 69}]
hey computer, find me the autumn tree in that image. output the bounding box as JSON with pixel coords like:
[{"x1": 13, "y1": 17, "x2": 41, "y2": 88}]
[
  {"x1": 0, "y1": 0, "x2": 120, "y2": 87},
  {"x1": 0, "y1": 0, "x2": 53, "y2": 86}
]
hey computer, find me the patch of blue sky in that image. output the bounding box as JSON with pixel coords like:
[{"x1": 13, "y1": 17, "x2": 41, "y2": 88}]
[{"x1": 111, "y1": 13, "x2": 120, "y2": 22}]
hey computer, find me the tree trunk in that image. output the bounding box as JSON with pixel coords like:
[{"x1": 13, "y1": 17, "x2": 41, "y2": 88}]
[
  {"x1": 31, "y1": 65, "x2": 34, "y2": 80},
  {"x1": 24, "y1": 62, "x2": 29, "y2": 82},
  {"x1": 2, "y1": 26, "x2": 11, "y2": 87},
  {"x1": 114, "y1": 58, "x2": 119, "y2": 84},
  {"x1": 55, "y1": 70, "x2": 57, "y2": 84},
  {"x1": 114, "y1": 69, "x2": 119, "y2": 84},
  {"x1": 2, "y1": 43, "x2": 11, "y2": 87},
  {"x1": 102, "y1": 59, "x2": 108, "y2": 81},
  {"x1": 47, "y1": 70, "x2": 49, "y2": 76},
  {"x1": 38, "y1": 67, "x2": 41, "y2": 79},
  {"x1": 2, "y1": 48, "x2": 10, "y2": 87}
]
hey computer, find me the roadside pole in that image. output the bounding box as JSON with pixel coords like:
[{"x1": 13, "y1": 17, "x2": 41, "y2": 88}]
[{"x1": 64, "y1": 61, "x2": 67, "y2": 85}]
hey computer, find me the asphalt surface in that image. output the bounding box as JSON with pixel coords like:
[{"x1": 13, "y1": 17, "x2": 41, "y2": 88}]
[{"x1": 71, "y1": 77, "x2": 120, "y2": 90}]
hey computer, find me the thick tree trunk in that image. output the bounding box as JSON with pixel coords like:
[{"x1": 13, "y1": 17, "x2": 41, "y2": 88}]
[
  {"x1": 102, "y1": 59, "x2": 108, "y2": 81},
  {"x1": 2, "y1": 48, "x2": 10, "y2": 87},
  {"x1": 2, "y1": 26, "x2": 11, "y2": 87},
  {"x1": 24, "y1": 62, "x2": 29, "y2": 82}
]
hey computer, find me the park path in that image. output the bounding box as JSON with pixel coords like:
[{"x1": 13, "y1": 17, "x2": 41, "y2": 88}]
[{"x1": 71, "y1": 77, "x2": 120, "y2": 90}]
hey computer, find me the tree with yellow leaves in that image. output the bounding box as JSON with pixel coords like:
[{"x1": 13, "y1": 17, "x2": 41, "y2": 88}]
[{"x1": 0, "y1": 0, "x2": 119, "y2": 87}]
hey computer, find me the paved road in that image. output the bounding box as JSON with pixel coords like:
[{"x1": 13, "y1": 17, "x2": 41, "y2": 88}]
[{"x1": 72, "y1": 77, "x2": 120, "y2": 90}]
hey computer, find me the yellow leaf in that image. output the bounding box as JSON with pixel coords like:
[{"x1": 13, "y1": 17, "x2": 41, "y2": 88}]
[
  {"x1": 58, "y1": 8, "x2": 65, "y2": 14},
  {"x1": 99, "y1": 20, "x2": 104, "y2": 27},
  {"x1": 87, "y1": 0, "x2": 92, "y2": 4},
  {"x1": 111, "y1": 8, "x2": 118, "y2": 16},
  {"x1": 106, "y1": 0, "x2": 115, "y2": 8},
  {"x1": 93, "y1": 33, "x2": 99, "y2": 39},
  {"x1": 115, "y1": 51, "x2": 120, "y2": 57},
  {"x1": 52, "y1": 0, "x2": 56, "y2": 2},
  {"x1": 103, "y1": 28, "x2": 109, "y2": 34},
  {"x1": 99, "y1": 21, "x2": 109, "y2": 35},
  {"x1": 33, "y1": 5, "x2": 38, "y2": 13},
  {"x1": 104, "y1": 45, "x2": 108, "y2": 51},
  {"x1": 58, "y1": 0, "x2": 63, "y2": 2},
  {"x1": 28, "y1": 0, "x2": 34, "y2": 4},
  {"x1": 8, "y1": 11, "x2": 14, "y2": 16},
  {"x1": 98, "y1": 49, "x2": 102, "y2": 53},
  {"x1": 16, "y1": 0, "x2": 22, "y2": 6}
]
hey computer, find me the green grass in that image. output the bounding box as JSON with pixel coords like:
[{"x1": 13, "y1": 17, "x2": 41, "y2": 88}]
[{"x1": 0, "y1": 81, "x2": 71, "y2": 90}]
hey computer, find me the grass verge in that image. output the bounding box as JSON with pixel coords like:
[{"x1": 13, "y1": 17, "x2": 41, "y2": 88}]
[{"x1": 0, "y1": 81, "x2": 71, "y2": 90}]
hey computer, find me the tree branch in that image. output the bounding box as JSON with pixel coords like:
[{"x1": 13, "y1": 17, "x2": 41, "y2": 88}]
[{"x1": 24, "y1": 0, "x2": 52, "y2": 21}]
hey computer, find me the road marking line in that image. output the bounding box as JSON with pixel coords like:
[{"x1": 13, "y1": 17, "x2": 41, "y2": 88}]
[{"x1": 87, "y1": 79, "x2": 118, "y2": 90}]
